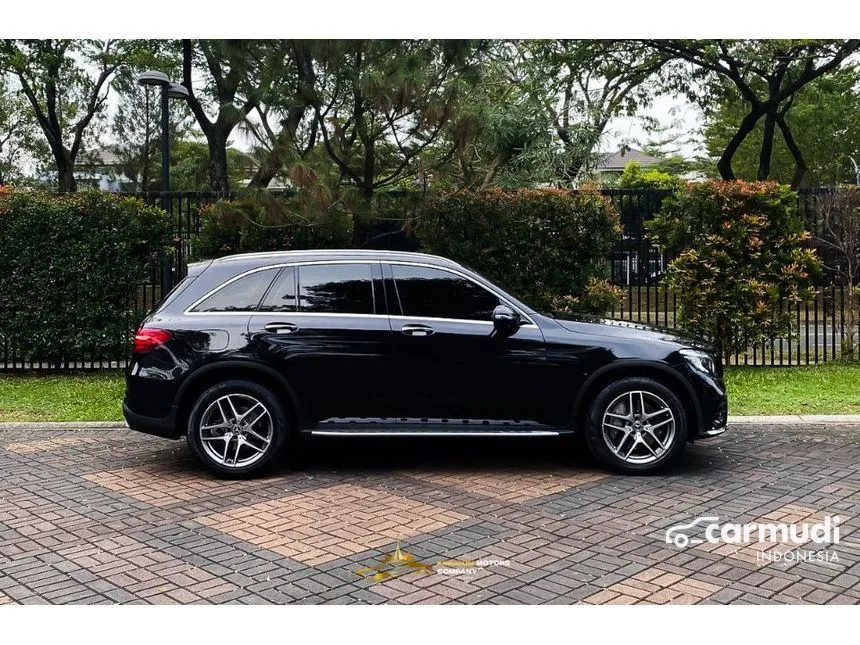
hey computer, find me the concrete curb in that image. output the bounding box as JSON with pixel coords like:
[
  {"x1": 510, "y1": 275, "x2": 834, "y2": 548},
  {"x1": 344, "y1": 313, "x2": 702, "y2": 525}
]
[
  {"x1": 2, "y1": 416, "x2": 860, "y2": 431},
  {"x1": 0, "y1": 421, "x2": 127, "y2": 430},
  {"x1": 727, "y1": 415, "x2": 860, "y2": 425}
]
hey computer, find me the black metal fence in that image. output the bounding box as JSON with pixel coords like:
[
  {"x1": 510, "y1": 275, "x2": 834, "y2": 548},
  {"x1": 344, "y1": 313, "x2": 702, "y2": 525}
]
[
  {"x1": 1, "y1": 187, "x2": 856, "y2": 371},
  {"x1": 601, "y1": 187, "x2": 858, "y2": 366}
]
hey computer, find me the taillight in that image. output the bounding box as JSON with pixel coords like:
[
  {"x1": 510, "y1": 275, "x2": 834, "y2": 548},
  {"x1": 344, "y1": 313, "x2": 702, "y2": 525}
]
[{"x1": 133, "y1": 328, "x2": 172, "y2": 353}]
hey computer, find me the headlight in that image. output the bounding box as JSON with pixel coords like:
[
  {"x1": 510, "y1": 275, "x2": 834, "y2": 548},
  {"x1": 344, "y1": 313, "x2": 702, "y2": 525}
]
[{"x1": 680, "y1": 348, "x2": 716, "y2": 376}]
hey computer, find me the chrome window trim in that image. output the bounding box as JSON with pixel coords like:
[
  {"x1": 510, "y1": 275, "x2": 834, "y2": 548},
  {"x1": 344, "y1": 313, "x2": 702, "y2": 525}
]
[
  {"x1": 183, "y1": 258, "x2": 538, "y2": 328},
  {"x1": 390, "y1": 315, "x2": 492, "y2": 326},
  {"x1": 386, "y1": 261, "x2": 538, "y2": 327},
  {"x1": 184, "y1": 260, "x2": 379, "y2": 315}
]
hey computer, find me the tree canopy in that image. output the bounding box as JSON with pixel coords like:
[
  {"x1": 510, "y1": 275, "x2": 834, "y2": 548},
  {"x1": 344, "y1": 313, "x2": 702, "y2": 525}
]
[
  {"x1": 702, "y1": 68, "x2": 860, "y2": 185},
  {"x1": 1, "y1": 39, "x2": 859, "y2": 193},
  {"x1": 649, "y1": 39, "x2": 860, "y2": 187}
]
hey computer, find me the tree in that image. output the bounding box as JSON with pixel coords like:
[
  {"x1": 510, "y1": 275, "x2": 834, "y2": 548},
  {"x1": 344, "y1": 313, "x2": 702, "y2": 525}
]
[
  {"x1": 648, "y1": 181, "x2": 820, "y2": 364},
  {"x1": 648, "y1": 39, "x2": 860, "y2": 187},
  {"x1": 169, "y1": 139, "x2": 250, "y2": 191},
  {"x1": 617, "y1": 161, "x2": 682, "y2": 190},
  {"x1": 812, "y1": 187, "x2": 860, "y2": 360},
  {"x1": 702, "y1": 68, "x2": 860, "y2": 185},
  {"x1": 640, "y1": 122, "x2": 693, "y2": 176},
  {"x1": 0, "y1": 40, "x2": 137, "y2": 191},
  {"x1": 181, "y1": 39, "x2": 268, "y2": 192},
  {"x1": 111, "y1": 72, "x2": 193, "y2": 192},
  {"x1": 0, "y1": 73, "x2": 40, "y2": 185},
  {"x1": 304, "y1": 40, "x2": 484, "y2": 243},
  {"x1": 428, "y1": 41, "x2": 564, "y2": 190},
  {"x1": 241, "y1": 40, "x2": 317, "y2": 189},
  {"x1": 523, "y1": 40, "x2": 670, "y2": 184},
  {"x1": 109, "y1": 44, "x2": 192, "y2": 192}
]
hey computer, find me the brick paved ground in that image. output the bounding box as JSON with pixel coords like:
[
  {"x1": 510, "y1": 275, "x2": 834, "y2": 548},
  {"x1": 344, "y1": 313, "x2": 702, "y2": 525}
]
[{"x1": 1, "y1": 424, "x2": 859, "y2": 604}]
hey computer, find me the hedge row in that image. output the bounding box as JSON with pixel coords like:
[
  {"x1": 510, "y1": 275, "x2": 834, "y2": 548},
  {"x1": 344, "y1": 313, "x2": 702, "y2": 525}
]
[
  {"x1": 0, "y1": 188, "x2": 172, "y2": 365},
  {"x1": 0, "y1": 182, "x2": 821, "y2": 368},
  {"x1": 197, "y1": 187, "x2": 623, "y2": 314}
]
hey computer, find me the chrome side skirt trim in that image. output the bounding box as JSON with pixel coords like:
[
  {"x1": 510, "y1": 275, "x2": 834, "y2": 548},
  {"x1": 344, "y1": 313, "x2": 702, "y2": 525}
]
[{"x1": 310, "y1": 430, "x2": 559, "y2": 437}]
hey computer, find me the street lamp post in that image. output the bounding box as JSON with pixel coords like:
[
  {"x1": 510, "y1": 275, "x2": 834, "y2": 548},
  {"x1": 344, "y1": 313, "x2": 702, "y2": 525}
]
[{"x1": 136, "y1": 71, "x2": 189, "y2": 293}]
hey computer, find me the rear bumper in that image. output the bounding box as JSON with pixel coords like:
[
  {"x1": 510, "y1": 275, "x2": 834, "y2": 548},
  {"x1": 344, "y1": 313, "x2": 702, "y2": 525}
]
[{"x1": 122, "y1": 400, "x2": 181, "y2": 440}]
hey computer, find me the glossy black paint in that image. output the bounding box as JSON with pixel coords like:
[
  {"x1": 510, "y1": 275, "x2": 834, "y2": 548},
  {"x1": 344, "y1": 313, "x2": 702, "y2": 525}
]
[{"x1": 123, "y1": 250, "x2": 727, "y2": 440}]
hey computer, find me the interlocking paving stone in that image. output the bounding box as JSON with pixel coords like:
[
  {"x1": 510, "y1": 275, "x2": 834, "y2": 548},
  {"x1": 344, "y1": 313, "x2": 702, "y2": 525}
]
[
  {"x1": 5, "y1": 436, "x2": 100, "y2": 454},
  {"x1": 405, "y1": 469, "x2": 607, "y2": 503},
  {"x1": 82, "y1": 465, "x2": 262, "y2": 507},
  {"x1": 194, "y1": 483, "x2": 469, "y2": 565},
  {"x1": 0, "y1": 424, "x2": 859, "y2": 603}
]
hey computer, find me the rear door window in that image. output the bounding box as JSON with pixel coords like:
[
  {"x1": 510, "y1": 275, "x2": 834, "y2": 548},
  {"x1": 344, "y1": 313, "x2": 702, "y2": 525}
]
[{"x1": 295, "y1": 263, "x2": 375, "y2": 314}]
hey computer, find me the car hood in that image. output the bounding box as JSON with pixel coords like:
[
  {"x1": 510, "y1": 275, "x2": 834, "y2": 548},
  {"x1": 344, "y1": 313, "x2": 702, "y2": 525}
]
[{"x1": 548, "y1": 313, "x2": 715, "y2": 352}]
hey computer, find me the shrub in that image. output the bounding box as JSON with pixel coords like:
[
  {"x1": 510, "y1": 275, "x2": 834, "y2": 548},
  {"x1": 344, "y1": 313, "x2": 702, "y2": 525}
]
[
  {"x1": 617, "y1": 161, "x2": 683, "y2": 191},
  {"x1": 194, "y1": 195, "x2": 355, "y2": 259},
  {"x1": 647, "y1": 181, "x2": 821, "y2": 363},
  {"x1": 0, "y1": 189, "x2": 172, "y2": 366},
  {"x1": 417, "y1": 188, "x2": 622, "y2": 313}
]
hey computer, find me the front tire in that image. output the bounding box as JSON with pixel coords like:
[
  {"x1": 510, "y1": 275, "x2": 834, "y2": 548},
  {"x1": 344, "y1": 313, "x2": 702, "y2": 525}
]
[
  {"x1": 584, "y1": 377, "x2": 688, "y2": 475},
  {"x1": 186, "y1": 380, "x2": 290, "y2": 478}
]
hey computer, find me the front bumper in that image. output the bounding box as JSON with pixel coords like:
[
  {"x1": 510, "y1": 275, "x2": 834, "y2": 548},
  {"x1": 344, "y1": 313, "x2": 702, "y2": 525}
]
[
  {"x1": 122, "y1": 400, "x2": 181, "y2": 440},
  {"x1": 673, "y1": 362, "x2": 728, "y2": 440},
  {"x1": 697, "y1": 396, "x2": 727, "y2": 438}
]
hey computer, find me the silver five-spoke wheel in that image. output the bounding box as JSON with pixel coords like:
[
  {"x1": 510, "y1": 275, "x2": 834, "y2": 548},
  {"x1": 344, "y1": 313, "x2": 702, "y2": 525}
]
[
  {"x1": 601, "y1": 390, "x2": 675, "y2": 465},
  {"x1": 198, "y1": 393, "x2": 273, "y2": 469}
]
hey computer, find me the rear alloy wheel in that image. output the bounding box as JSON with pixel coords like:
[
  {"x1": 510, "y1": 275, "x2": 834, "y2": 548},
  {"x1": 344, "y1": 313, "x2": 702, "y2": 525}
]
[
  {"x1": 186, "y1": 380, "x2": 290, "y2": 477},
  {"x1": 585, "y1": 377, "x2": 688, "y2": 474}
]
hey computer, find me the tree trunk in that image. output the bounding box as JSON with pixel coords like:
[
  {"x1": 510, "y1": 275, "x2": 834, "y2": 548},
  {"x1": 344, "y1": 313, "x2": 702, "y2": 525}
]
[
  {"x1": 56, "y1": 151, "x2": 77, "y2": 192},
  {"x1": 248, "y1": 104, "x2": 309, "y2": 189},
  {"x1": 775, "y1": 113, "x2": 808, "y2": 188},
  {"x1": 717, "y1": 107, "x2": 765, "y2": 181},
  {"x1": 208, "y1": 131, "x2": 230, "y2": 193},
  {"x1": 757, "y1": 111, "x2": 776, "y2": 181},
  {"x1": 247, "y1": 158, "x2": 278, "y2": 189},
  {"x1": 353, "y1": 191, "x2": 373, "y2": 247}
]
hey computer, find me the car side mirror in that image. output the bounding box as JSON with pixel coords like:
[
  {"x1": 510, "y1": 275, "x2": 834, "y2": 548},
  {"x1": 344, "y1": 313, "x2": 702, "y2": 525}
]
[{"x1": 492, "y1": 304, "x2": 521, "y2": 337}]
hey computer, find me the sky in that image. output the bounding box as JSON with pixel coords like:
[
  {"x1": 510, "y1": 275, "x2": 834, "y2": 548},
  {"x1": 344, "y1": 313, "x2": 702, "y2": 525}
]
[{"x1": 606, "y1": 94, "x2": 705, "y2": 158}]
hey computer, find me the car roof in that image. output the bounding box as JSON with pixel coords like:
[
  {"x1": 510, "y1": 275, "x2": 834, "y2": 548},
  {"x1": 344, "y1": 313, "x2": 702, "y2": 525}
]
[{"x1": 190, "y1": 249, "x2": 463, "y2": 272}]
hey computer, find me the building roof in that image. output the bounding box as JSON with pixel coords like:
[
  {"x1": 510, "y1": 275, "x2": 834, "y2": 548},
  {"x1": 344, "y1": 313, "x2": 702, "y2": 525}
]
[
  {"x1": 595, "y1": 148, "x2": 661, "y2": 172},
  {"x1": 77, "y1": 147, "x2": 122, "y2": 168}
]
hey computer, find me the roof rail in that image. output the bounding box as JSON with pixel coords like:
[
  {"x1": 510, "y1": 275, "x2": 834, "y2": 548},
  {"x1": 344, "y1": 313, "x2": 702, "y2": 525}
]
[{"x1": 211, "y1": 249, "x2": 454, "y2": 264}]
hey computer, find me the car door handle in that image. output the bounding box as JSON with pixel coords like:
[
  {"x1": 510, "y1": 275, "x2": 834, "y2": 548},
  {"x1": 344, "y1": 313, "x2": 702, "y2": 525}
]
[
  {"x1": 401, "y1": 324, "x2": 435, "y2": 337},
  {"x1": 264, "y1": 322, "x2": 298, "y2": 334}
]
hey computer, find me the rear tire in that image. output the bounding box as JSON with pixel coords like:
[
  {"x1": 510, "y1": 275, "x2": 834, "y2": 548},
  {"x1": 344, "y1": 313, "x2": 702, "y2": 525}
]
[
  {"x1": 186, "y1": 380, "x2": 290, "y2": 478},
  {"x1": 584, "y1": 376, "x2": 688, "y2": 475}
]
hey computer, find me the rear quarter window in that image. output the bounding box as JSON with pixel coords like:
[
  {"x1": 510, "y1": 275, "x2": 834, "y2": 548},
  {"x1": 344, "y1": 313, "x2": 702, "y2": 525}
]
[{"x1": 191, "y1": 268, "x2": 280, "y2": 312}]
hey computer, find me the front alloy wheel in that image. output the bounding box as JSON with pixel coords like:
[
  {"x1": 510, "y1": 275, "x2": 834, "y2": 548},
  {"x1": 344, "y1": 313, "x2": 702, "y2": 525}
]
[
  {"x1": 601, "y1": 390, "x2": 676, "y2": 465},
  {"x1": 585, "y1": 376, "x2": 688, "y2": 474}
]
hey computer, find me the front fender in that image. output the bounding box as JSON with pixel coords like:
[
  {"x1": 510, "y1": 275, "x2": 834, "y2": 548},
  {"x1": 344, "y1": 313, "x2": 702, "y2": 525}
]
[{"x1": 570, "y1": 359, "x2": 703, "y2": 432}]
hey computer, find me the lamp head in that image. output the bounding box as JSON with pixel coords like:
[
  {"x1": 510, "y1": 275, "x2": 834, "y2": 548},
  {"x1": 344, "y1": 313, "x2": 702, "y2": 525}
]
[
  {"x1": 136, "y1": 71, "x2": 170, "y2": 87},
  {"x1": 167, "y1": 82, "x2": 189, "y2": 99}
]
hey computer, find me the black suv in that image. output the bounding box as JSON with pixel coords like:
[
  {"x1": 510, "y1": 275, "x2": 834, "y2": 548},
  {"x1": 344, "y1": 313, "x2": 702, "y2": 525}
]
[{"x1": 124, "y1": 250, "x2": 727, "y2": 477}]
